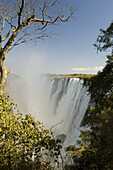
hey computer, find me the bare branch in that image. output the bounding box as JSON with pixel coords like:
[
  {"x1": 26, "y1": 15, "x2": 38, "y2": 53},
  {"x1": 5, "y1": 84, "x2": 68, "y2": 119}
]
[
  {"x1": 46, "y1": 0, "x2": 58, "y2": 8},
  {"x1": 31, "y1": 13, "x2": 73, "y2": 25},
  {"x1": 1, "y1": 29, "x2": 16, "y2": 41},
  {"x1": 5, "y1": 18, "x2": 17, "y2": 29},
  {"x1": 18, "y1": 0, "x2": 25, "y2": 25},
  {"x1": 0, "y1": 18, "x2": 5, "y2": 31},
  {"x1": 22, "y1": 14, "x2": 35, "y2": 26},
  {"x1": 35, "y1": 0, "x2": 42, "y2": 11},
  {"x1": 12, "y1": 33, "x2": 29, "y2": 45},
  {"x1": 38, "y1": 22, "x2": 48, "y2": 30},
  {"x1": 0, "y1": 0, "x2": 75, "y2": 59},
  {"x1": 42, "y1": 3, "x2": 46, "y2": 21},
  {"x1": 13, "y1": 34, "x2": 45, "y2": 46},
  {"x1": 17, "y1": 0, "x2": 21, "y2": 8},
  {"x1": 50, "y1": 120, "x2": 63, "y2": 131},
  {"x1": 50, "y1": 120, "x2": 63, "y2": 139}
]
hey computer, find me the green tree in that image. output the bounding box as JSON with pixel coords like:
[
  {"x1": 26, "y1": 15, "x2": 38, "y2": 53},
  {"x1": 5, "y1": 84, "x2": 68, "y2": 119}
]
[
  {"x1": 94, "y1": 21, "x2": 113, "y2": 53},
  {"x1": 0, "y1": 0, "x2": 75, "y2": 94},
  {"x1": 0, "y1": 95, "x2": 62, "y2": 170},
  {"x1": 65, "y1": 22, "x2": 113, "y2": 170}
]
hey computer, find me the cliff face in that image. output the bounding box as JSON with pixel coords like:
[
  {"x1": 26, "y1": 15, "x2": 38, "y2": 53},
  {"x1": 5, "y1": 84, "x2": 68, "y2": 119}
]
[{"x1": 6, "y1": 73, "x2": 28, "y2": 113}]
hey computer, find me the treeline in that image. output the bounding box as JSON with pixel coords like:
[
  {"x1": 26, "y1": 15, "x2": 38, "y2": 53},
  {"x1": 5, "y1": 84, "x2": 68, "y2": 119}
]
[{"x1": 47, "y1": 73, "x2": 94, "y2": 80}]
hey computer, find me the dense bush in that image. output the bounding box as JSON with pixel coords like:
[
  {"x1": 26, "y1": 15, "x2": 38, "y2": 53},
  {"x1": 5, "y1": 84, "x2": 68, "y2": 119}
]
[{"x1": 0, "y1": 95, "x2": 62, "y2": 170}]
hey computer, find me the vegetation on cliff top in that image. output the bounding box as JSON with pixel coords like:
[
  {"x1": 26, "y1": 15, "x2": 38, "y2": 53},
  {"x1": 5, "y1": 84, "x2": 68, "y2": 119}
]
[{"x1": 47, "y1": 73, "x2": 94, "y2": 80}]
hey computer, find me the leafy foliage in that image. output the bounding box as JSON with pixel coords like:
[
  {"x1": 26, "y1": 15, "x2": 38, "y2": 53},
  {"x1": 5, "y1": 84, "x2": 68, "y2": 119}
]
[
  {"x1": 94, "y1": 22, "x2": 113, "y2": 52},
  {"x1": 0, "y1": 95, "x2": 62, "y2": 170},
  {"x1": 88, "y1": 59, "x2": 113, "y2": 105},
  {"x1": 66, "y1": 107, "x2": 113, "y2": 170},
  {"x1": 65, "y1": 23, "x2": 113, "y2": 170}
]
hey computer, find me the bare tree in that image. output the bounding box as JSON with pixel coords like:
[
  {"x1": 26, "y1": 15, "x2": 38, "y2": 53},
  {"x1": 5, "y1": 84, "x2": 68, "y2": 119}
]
[{"x1": 0, "y1": 0, "x2": 75, "y2": 94}]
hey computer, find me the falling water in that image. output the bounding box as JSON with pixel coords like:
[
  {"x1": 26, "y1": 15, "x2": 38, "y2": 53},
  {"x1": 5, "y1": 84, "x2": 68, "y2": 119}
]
[
  {"x1": 7, "y1": 74, "x2": 90, "y2": 147},
  {"x1": 28, "y1": 76, "x2": 90, "y2": 147}
]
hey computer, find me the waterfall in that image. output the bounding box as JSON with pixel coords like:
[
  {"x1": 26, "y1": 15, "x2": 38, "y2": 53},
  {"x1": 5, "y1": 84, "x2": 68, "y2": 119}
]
[
  {"x1": 7, "y1": 74, "x2": 90, "y2": 147},
  {"x1": 29, "y1": 76, "x2": 90, "y2": 147}
]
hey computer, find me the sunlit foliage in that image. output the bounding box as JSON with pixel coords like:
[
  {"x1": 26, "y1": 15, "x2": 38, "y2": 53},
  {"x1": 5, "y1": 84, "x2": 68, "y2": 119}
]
[{"x1": 0, "y1": 95, "x2": 62, "y2": 170}]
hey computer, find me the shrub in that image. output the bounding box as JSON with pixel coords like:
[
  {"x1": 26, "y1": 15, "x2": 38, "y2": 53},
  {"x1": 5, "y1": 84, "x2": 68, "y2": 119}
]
[{"x1": 0, "y1": 95, "x2": 61, "y2": 170}]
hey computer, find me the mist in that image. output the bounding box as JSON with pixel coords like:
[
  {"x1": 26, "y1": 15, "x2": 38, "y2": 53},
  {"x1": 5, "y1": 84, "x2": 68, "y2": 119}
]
[
  {"x1": 6, "y1": 47, "x2": 51, "y2": 113},
  {"x1": 6, "y1": 47, "x2": 90, "y2": 148}
]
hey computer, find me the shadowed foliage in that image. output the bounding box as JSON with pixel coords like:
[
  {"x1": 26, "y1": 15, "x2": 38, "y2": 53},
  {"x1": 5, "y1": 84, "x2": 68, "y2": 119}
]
[{"x1": 65, "y1": 22, "x2": 113, "y2": 170}]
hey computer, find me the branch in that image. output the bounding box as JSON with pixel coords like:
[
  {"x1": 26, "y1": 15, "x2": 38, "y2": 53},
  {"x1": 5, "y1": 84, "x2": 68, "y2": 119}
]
[
  {"x1": 38, "y1": 22, "x2": 48, "y2": 30},
  {"x1": 50, "y1": 120, "x2": 63, "y2": 139},
  {"x1": 2, "y1": 25, "x2": 23, "y2": 58},
  {"x1": 0, "y1": 0, "x2": 75, "y2": 59},
  {"x1": 46, "y1": 0, "x2": 58, "y2": 8},
  {"x1": 41, "y1": 0, "x2": 58, "y2": 23},
  {"x1": 18, "y1": 0, "x2": 25, "y2": 25},
  {"x1": 35, "y1": 0, "x2": 43, "y2": 11},
  {"x1": 22, "y1": 14, "x2": 35, "y2": 26},
  {"x1": 50, "y1": 120, "x2": 63, "y2": 131},
  {"x1": 0, "y1": 18, "x2": 5, "y2": 31},
  {"x1": 1, "y1": 29, "x2": 15, "y2": 41},
  {"x1": 42, "y1": 3, "x2": 46, "y2": 21},
  {"x1": 17, "y1": 0, "x2": 21, "y2": 8},
  {"x1": 5, "y1": 18, "x2": 17, "y2": 29},
  {"x1": 13, "y1": 35, "x2": 45, "y2": 46},
  {"x1": 32, "y1": 12, "x2": 74, "y2": 25}
]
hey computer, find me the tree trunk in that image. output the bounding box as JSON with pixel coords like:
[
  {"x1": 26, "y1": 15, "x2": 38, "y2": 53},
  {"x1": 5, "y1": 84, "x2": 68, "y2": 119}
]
[
  {"x1": 0, "y1": 26, "x2": 23, "y2": 95},
  {"x1": 0, "y1": 58, "x2": 10, "y2": 94}
]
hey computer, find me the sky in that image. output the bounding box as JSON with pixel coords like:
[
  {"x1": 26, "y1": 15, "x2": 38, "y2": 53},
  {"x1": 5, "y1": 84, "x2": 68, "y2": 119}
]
[{"x1": 6, "y1": 0, "x2": 113, "y2": 75}]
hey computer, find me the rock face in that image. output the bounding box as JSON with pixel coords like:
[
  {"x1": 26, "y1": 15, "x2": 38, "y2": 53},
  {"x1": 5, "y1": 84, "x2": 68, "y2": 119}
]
[{"x1": 6, "y1": 73, "x2": 28, "y2": 113}]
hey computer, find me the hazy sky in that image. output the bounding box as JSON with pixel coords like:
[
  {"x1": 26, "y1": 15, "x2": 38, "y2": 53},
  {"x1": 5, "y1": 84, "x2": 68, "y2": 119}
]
[{"x1": 6, "y1": 0, "x2": 113, "y2": 75}]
